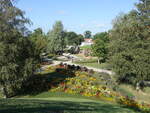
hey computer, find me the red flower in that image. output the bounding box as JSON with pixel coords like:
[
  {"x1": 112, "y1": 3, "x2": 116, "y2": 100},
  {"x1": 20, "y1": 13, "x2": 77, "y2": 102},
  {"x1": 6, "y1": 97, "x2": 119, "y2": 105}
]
[
  {"x1": 77, "y1": 86, "x2": 81, "y2": 88},
  {"x1": 96, "y1": 92, "x2": 100, "y2": 97},
  {"x1": 64, "y1": 87, "x2": 68, "y2": 91},
  {"x1": 60, "y1": 82, "x2": 65, "y2": 86}
]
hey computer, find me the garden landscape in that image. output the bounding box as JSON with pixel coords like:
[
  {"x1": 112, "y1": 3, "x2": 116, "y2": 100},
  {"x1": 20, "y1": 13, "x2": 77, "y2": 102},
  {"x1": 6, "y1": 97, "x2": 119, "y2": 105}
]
[{"x1": 0, "y1": 0, "x2": 150, "y2": 113}]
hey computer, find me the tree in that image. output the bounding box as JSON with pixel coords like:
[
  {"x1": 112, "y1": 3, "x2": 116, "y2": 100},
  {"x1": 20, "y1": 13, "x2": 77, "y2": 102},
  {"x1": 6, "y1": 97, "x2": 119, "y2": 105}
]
[
  {"x1": 93, "y1": 32, "x2": 108, "y2": 41},
  {"x1": 92, "y1": 32, "x2": 109, "y2": 64},
  {"x1": 29, "y1": 28, "x2": 48, "y2": 55},
  {"x1": 65, "y1": 32, "x2": 84, "y2": 46},
  {"x1": 77, "y1": 34, "x2": 84, "y2": 45},
  {"x1": 65, "y1": 32, "x2": 77, "y2": 46},
  {"x1": 0, "y1": 0, "x2": 40, "y2": 98},
  {"x1": 47, "y1": 21, "x2": 65, "y2": 54},
  {"x1": 84, "y1": 30, "x2": 92, "y2": 38},
  {"x1": 109, "y1": 0, "x2": 150, "y2": 86}
]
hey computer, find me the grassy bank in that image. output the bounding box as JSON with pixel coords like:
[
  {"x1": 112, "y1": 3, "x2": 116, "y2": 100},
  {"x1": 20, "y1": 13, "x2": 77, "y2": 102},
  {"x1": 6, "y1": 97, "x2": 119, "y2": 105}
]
[
  {"x1": 0, "y1": 92, "x2": 141, "y2": 113},
  {"x1": 118, "y1": 84, "x2": 150, "y2": 104},
  {"x1": 74, "y1": 58, "x2": 111, "y2": 70}
]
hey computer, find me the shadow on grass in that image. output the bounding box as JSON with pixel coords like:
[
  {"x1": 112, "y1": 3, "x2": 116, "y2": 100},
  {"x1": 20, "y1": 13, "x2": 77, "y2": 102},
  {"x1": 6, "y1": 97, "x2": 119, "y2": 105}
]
[
  {"x1": 19, "y1": 68, "x2": 76, "y2": 96},
  {"x1": 0, "y1": 99, "x2": 141, "y2": 113}
]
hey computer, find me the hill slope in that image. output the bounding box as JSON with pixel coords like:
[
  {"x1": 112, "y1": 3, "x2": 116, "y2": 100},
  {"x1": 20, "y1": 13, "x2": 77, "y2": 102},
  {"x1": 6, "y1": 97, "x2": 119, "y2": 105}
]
[{"x1": 0, "y1": 92, "x2": 141, "y2": 113}]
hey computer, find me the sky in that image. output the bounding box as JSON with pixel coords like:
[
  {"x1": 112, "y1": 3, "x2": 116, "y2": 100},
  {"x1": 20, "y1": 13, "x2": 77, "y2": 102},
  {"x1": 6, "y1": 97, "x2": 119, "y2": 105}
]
[{"x1": 16, "y1": 0, "x2": 137, "y2": 35}]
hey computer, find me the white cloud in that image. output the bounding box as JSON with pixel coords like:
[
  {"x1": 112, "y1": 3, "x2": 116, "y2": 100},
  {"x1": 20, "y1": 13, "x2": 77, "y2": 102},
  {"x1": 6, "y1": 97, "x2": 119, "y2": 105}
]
[
  {"x1": 91, "y1": 20, "x2": 98, "y2": 24},
  {"x1": 57, "y1": 10, "x2": 68, "y2": 15},
  {"x1": 91, "y1": 20, "x2": 106, "y2": 28},
  {"x1": 79, "y1": 21, "x2": 107, "y2": 29},
  {"x1": 94, "y1": 23, "x2": 105, "y2": 28},
  {"x1": 26, "y1": 8, "x2": 33, "y2": 12},
  {"x1": 79, "y1": 24, "x2": 89, "y2": 29},
  {"x1": 65, "y1": 21, "x2": 110, "y2": 34}
]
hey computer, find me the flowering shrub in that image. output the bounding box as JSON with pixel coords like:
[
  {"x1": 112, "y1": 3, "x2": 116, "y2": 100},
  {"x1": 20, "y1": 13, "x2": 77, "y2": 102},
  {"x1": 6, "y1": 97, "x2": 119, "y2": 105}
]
[
  {"x1": 50, "y1": 70, "x2": 116, "y2": 102},
  {"x1": 117, "y1": 95, "x2": 150, "y2": 112}
]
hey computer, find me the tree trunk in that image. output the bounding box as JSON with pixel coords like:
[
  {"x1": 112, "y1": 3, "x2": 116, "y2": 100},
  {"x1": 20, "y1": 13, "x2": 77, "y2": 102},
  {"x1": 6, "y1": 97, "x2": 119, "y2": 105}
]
[
  {"x1": 97, "y1": 58, "x2": 100, "y2": 64},
  {"x1": 1, "y1": 85, "x2": 8, "y2": 98},
  {"x1": 136, "y1": 82, "x2": 140, "y2": 92}
]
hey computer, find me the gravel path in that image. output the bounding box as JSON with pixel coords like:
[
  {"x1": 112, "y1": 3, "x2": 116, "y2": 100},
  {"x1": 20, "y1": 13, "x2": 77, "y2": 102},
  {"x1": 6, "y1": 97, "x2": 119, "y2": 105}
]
[
  {"x1": 41, "y1": 54, "x2": 114, "y2": 75},
  {"x1": 50, "y1": 60, "x2": 114, "y2": 75}
]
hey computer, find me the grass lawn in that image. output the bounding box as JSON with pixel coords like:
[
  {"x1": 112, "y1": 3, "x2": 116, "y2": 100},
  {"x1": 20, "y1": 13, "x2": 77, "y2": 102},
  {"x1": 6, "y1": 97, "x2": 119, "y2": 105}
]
[
  {"x1": 0, "y1": 92, "x2": 141, "y2": 113},
  {"x1": 119, "y1": 84, "x2": 150, "y2": 104},
  {"x1": 74, "y1": 59, "x2": 111, "y2": 70},
  {"x1": 80, "y1": 45, "x2": 92, "y2": 50},
  {"x1": 0, "y1": 69, "x2": 149, "y2": 113}
]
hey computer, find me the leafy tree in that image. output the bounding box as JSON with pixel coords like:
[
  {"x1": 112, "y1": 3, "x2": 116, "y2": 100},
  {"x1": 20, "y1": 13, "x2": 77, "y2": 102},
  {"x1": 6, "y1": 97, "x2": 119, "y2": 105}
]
[
  {"x1": 93, "y1": 32, "x2": 108, "y2": 41},
  {"x1": 77, "y1": 34, "x2": 84, "y2": 45},
  {"x1": 0, "y1": 0, "x2": 40, "y2": 98},
  {"x1": 109, "y1": 0, "x2": 150, "y2": 86},
  {"x1": 92, "y1": 32, "x2": 109, "y2": 64},
  {"x1": 65, "y1": 32, "x2": 84, "y2": 46},
  {"x1": 47, "y1": 21, "x2": 65, "y2": 54},
  {"x1": 65, "y1": 32, "x2": 77, "y2": 46},
  {"x1": 29, "y1": 28, "x2": 48, "y2": 55},
  {"x1": 84, "y1": 30, "x2": 92, "y2": 38}
]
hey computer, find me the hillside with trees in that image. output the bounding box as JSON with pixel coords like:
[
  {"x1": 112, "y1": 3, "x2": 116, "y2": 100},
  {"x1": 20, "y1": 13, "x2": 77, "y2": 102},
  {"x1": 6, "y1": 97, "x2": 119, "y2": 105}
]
[
  {"x1": 0, "y1": 0, "x2": 150, "y2": 113},
  {"x1": 109, "y1": 0, "x2": 150, "y2": 88},
  {"x1": 0, "y1": 0, "x2": 41, "y2": 98}
]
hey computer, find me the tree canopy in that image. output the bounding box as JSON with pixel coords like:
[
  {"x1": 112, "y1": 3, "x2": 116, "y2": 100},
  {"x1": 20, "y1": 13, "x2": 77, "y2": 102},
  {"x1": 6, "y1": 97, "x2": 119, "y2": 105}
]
[
  {"x1": 47, "y1": 21, "x2": 65, "y2": 54},
  {"x1": 93, "y1": 32, "x2": 108, "y2": 41},
  {"x1": 92, "y1": 32, "x2": 109, "y2": 63},
  {"x1": 29, "y1": 28, "x2": 48, "y2": 55},
  {"x1": 65, "y1": 31, "x2": 84, "y2": 46},
  {"x1": 0, "y1": 0, "x2": 40, "y2": 98},
  {"x1": 109, "y1": 0, "x2": 150, "y2": 85},
  {"x1": 84, "y1": 30, "x2": 92, "y2": 38}
]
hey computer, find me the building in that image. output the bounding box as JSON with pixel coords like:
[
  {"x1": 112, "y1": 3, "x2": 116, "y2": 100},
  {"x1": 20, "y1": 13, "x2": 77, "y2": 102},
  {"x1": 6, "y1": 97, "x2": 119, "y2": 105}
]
[{"x1": 80, "y1": 38, "x2": 93, "y2": 46}]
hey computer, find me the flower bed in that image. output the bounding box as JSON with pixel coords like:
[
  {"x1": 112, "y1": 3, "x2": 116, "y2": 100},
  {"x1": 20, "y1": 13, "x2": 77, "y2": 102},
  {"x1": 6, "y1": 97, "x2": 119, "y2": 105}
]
[
  {"x1": 117, "y1": 95, "x2": 150, "y2": 112},
  {"x1": 50, "y1": 72, "x2": 116, "y2": 101},
  {"x1": 44, "y1": 65, "x2": 150, "y2": 112}
]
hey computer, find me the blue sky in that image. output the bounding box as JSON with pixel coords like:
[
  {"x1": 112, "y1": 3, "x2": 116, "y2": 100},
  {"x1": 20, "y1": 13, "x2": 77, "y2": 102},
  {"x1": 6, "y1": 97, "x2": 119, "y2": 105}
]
[{"x1": 16, "y1": 0, "x2": 137, "y2": 35}]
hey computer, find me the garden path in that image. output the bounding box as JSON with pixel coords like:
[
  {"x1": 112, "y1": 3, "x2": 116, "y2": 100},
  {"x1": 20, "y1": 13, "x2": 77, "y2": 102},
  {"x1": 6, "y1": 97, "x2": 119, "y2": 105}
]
[
  {"x1": 50, "y1": 60, "x2": 114, "y2": 75},
  {"x1": 42, "y1": 54, "x2": 114, "y2": 75}
]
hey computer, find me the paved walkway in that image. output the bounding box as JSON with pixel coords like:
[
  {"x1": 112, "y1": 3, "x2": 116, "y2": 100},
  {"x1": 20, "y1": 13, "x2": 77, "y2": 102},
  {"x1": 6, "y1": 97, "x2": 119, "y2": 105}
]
[
  {"x1": 49, "y1": 60, "x2": 114, "y2": 75},
  {"x1": 41, "y1": 54, "x2": 114, "y2": 75}
]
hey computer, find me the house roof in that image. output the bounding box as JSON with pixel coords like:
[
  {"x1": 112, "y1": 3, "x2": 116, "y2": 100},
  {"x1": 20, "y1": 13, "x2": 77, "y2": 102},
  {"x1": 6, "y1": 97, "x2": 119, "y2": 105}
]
[{"x1": 84, "y1": 38, "x2": 93, "y2": 43}]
